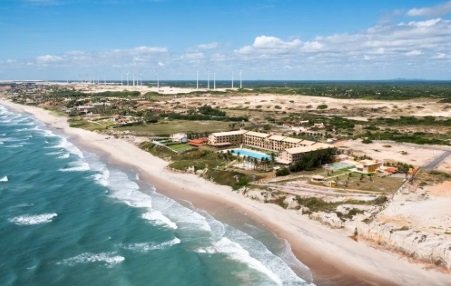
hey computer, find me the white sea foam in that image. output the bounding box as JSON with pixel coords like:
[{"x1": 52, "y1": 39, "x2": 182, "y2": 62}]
[
  {"x1": 51, "y1": 137, "x2": 84, "y2": 158},
  {"x1": 197, "y1": 237, "x2": 283, "y2": 285},
  {"x1": 31, "y1": 127, "x2": 58, "y2": 138},
  {"x1": 89, "y1": 161, "x2": 178, "y2": 230},
  {"x1": 4, "y1": 143, "x2": 24, "y2": 148},
  {"x1": 121, "y1": 237, "x2": 181, "y2": 253},
  {"x1": 45, "y1": 151, "x2": 65, "y2": 156},
  {"x1": 227, "y1": 228, "x2": 309, "y2": 285},
  {"x1": 142, "y1": 211, "x2": 178, "y2": 229},
  {"x1": 10, "y1": 203, "x2": 34, "y2": 208},
  {"x1": 0, "y1": 176, "x2": 8, "y2": 182},
  {"x1": 9, "y1": 213, "x2": 58, "y2": 225},
  {"x1": 57, "y1": 252, "x2": 124, "y2": 268},
  {"x1": 16, "y1": 128, "x2": 31, "y2": 132},
  {"x1": 163, "y1": 203, "x2": 212, "y2": 233},
  {"x1": 59, "y1": 161, "x2": 90, "y2": 172},
  {"x1": 57, "y1": 153, "x2": 70, "y2": 159}
]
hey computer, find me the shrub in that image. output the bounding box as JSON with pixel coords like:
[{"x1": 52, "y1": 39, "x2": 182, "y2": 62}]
[
  {"x1": 276, "y1": 167, "x2": 290, "y2": 176},
  {"x1": 289, "y1": 148, "x2": 336, "y2": 172},
  {"x1": 317, "y1": 104, "x2": 328, "y2": 110}
]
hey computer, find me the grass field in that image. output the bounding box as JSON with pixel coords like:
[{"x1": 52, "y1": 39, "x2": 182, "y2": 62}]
[
  {"x1": 116, "y1": 120, "x2": 235, "y2": 136},
  {"x1": 333, "y1": 173, "x2": 404, "y2": 193},
  {"x1": 168, "y1": 143, "x2": 194, "y2": 153},
  {"x1": 68, "y1": 118, "x2": 114, "y2": 131}
]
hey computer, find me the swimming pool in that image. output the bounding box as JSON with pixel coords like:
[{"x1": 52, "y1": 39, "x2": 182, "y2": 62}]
[{"x1": 229, "y1": 148, "x2": 271, "y2": 160}]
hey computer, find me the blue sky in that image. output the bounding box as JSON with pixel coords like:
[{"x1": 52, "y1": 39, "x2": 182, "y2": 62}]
[{"x1": 1, "y1": 0, "x2": 451, "y2": 80}]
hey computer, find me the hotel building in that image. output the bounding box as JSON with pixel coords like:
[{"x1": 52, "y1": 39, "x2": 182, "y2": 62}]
[
  {"x1": 278, "y1": 143, "x2": 333, "y2": 164},
  {"x1": 208, "y1": 130, "x2": 334, "y2": 164},
  {"x1": 207, "y1": 130, "x2": 247, "y2": 146}
]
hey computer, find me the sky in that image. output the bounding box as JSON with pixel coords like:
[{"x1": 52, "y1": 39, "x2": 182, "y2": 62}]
[{"x1": 1, "y1": 0, "x2": 451, "y2": 80}]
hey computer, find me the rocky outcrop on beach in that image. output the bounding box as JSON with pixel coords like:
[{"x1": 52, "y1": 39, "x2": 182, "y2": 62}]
[
  {"x1": 346, "y1": 181, "x2": 451, "y2": 269},
  {"x1": 354, "y1": 221, "x2": 451, "y2": 268},
  {"x1": 310, "y1": 212, "x2": 344, "y2": 229}
]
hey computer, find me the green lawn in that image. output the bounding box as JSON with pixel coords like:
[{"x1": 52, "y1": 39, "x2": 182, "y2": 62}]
[
  {"x1": 116, "y1": 120, "x2": 236, "y2": 136},
  {"x1": 168, "y1": 143, "x2": 194, "y2": 153},
  {"x1": 68, "y1": 118, "x2": 115, "y2": 131}
]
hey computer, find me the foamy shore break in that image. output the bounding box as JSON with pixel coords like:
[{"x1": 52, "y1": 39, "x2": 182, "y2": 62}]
[{"x1": 1, "y1": 98, "x2": 450, "y2": 286}]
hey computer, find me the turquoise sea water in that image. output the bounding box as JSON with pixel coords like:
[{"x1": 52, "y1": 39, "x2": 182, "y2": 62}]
[{"x1": 0, "y1": 105, "x2": 313, "y2": 286}]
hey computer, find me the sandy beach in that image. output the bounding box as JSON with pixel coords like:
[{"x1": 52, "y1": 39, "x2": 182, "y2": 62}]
[{"x1": 2, "y1": 99, "x2": 450, "y2": 286}]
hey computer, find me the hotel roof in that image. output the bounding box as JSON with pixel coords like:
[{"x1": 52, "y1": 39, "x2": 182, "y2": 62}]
[
  {"x1": 268, "y1": 135, "x2": 286, "y2": 141},
  {"x1": 284, "y1": 143, "x2": 333, "y2": 154},
  {"x1": 245, "y1": 131, "x2": 270, "y2": 138},
  {"x1": 281, "y1": 137, "x2": 303, "y2": 144},
  {"x1": 299, "y1": 140, "x2": 316, "y2": 146},
  {"x1": 211, "y1": 130, "x2": 247, "y2": 136}
]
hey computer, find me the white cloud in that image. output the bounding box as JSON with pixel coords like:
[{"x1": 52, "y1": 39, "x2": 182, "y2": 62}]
[
  {"x1": 403, "y1": 18, "x2": 442, "y2": 28},
  {"x1": 235, "y1": 18, "x2": 451, "y2": 64},
  {"x1": 32, "y1": 45, "x2": 168, "y2": 68},
  {"x1": 405, "y1": 50, "x2": 423, "y2": 56},
  {"x1": 130, "y1": 46, "x2": 168, "y2": 55},
  {"x1": 197, "y1": 42, "x2": 219, "y2": 50},
  {"x1": 36, "y1": 55, "x2": 64, "y2": 64},
  {"x1": 182, "y1": 52, "x2": 205, "y2": 61},
  {"x1": 407, "y1": 1, "x2": 451, "y2": 17}
]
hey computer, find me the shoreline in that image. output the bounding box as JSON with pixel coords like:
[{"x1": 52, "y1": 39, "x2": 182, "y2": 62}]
[{"x1": 2, "y1": 99, "x2": 451, "y2": 286}]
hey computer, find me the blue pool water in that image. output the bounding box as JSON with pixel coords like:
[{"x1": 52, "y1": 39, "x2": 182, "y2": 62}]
[{"x1": 230, "y1": 148, "x2": 271, "y2": 160}]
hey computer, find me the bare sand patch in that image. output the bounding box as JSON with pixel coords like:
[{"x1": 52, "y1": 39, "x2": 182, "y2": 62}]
[{"x1": 335, "y1": 140, "x2": 448, "y2": 167}]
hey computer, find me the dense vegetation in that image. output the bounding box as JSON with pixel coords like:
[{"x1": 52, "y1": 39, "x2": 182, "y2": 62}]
[
  {"x1": 50, "y1": 89, "x2": 140, "y2": 98},
  {"x1": 164, "y1": 105, "x2": 248, "y2": 122},
  {"x1": 289, "y1": 148, "x2": 336, "y2": 172},
  {"x1": 269, "y1": 195, "x2": 388, "y2": 212},
  {"x1": 241, "y1": 82, "x2": 451, "y2": 100},
  {"x1": 371, "y1": 116, "x2": 451, "y2": 126},
  {"x1": 362, "y1": 130, "x2": 450, "y2": 145}
]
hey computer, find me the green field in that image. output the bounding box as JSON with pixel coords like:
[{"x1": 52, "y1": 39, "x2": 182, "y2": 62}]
[
  {"x1": 116, "y1": 120, "x2": 236, "y2": 136},
  {"x1": 68, "y1": 118, "x2": 115, "y2": 131},
  {"x1": 167, "y1": 143, "x2": 194, "y2": 153}
]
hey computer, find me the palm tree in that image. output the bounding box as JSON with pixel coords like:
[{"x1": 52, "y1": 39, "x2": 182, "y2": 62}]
[{"x1": 263, "y1": 157, "x2": 269, "y2": 171}]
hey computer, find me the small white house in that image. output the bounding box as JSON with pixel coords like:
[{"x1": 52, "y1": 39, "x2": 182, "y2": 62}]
[{"x1": 171, "y1": 133, "x2": 188, "y2": 143}]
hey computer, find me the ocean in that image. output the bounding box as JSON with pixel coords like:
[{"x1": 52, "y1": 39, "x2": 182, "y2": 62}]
[{"x1": 0, "y1": 104, "x2": 313, "y2": 286}]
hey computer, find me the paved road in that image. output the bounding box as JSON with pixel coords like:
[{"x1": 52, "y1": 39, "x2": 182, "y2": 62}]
[{"x1": 424, "y1": 150, "x2": 451, "y2": 170}]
